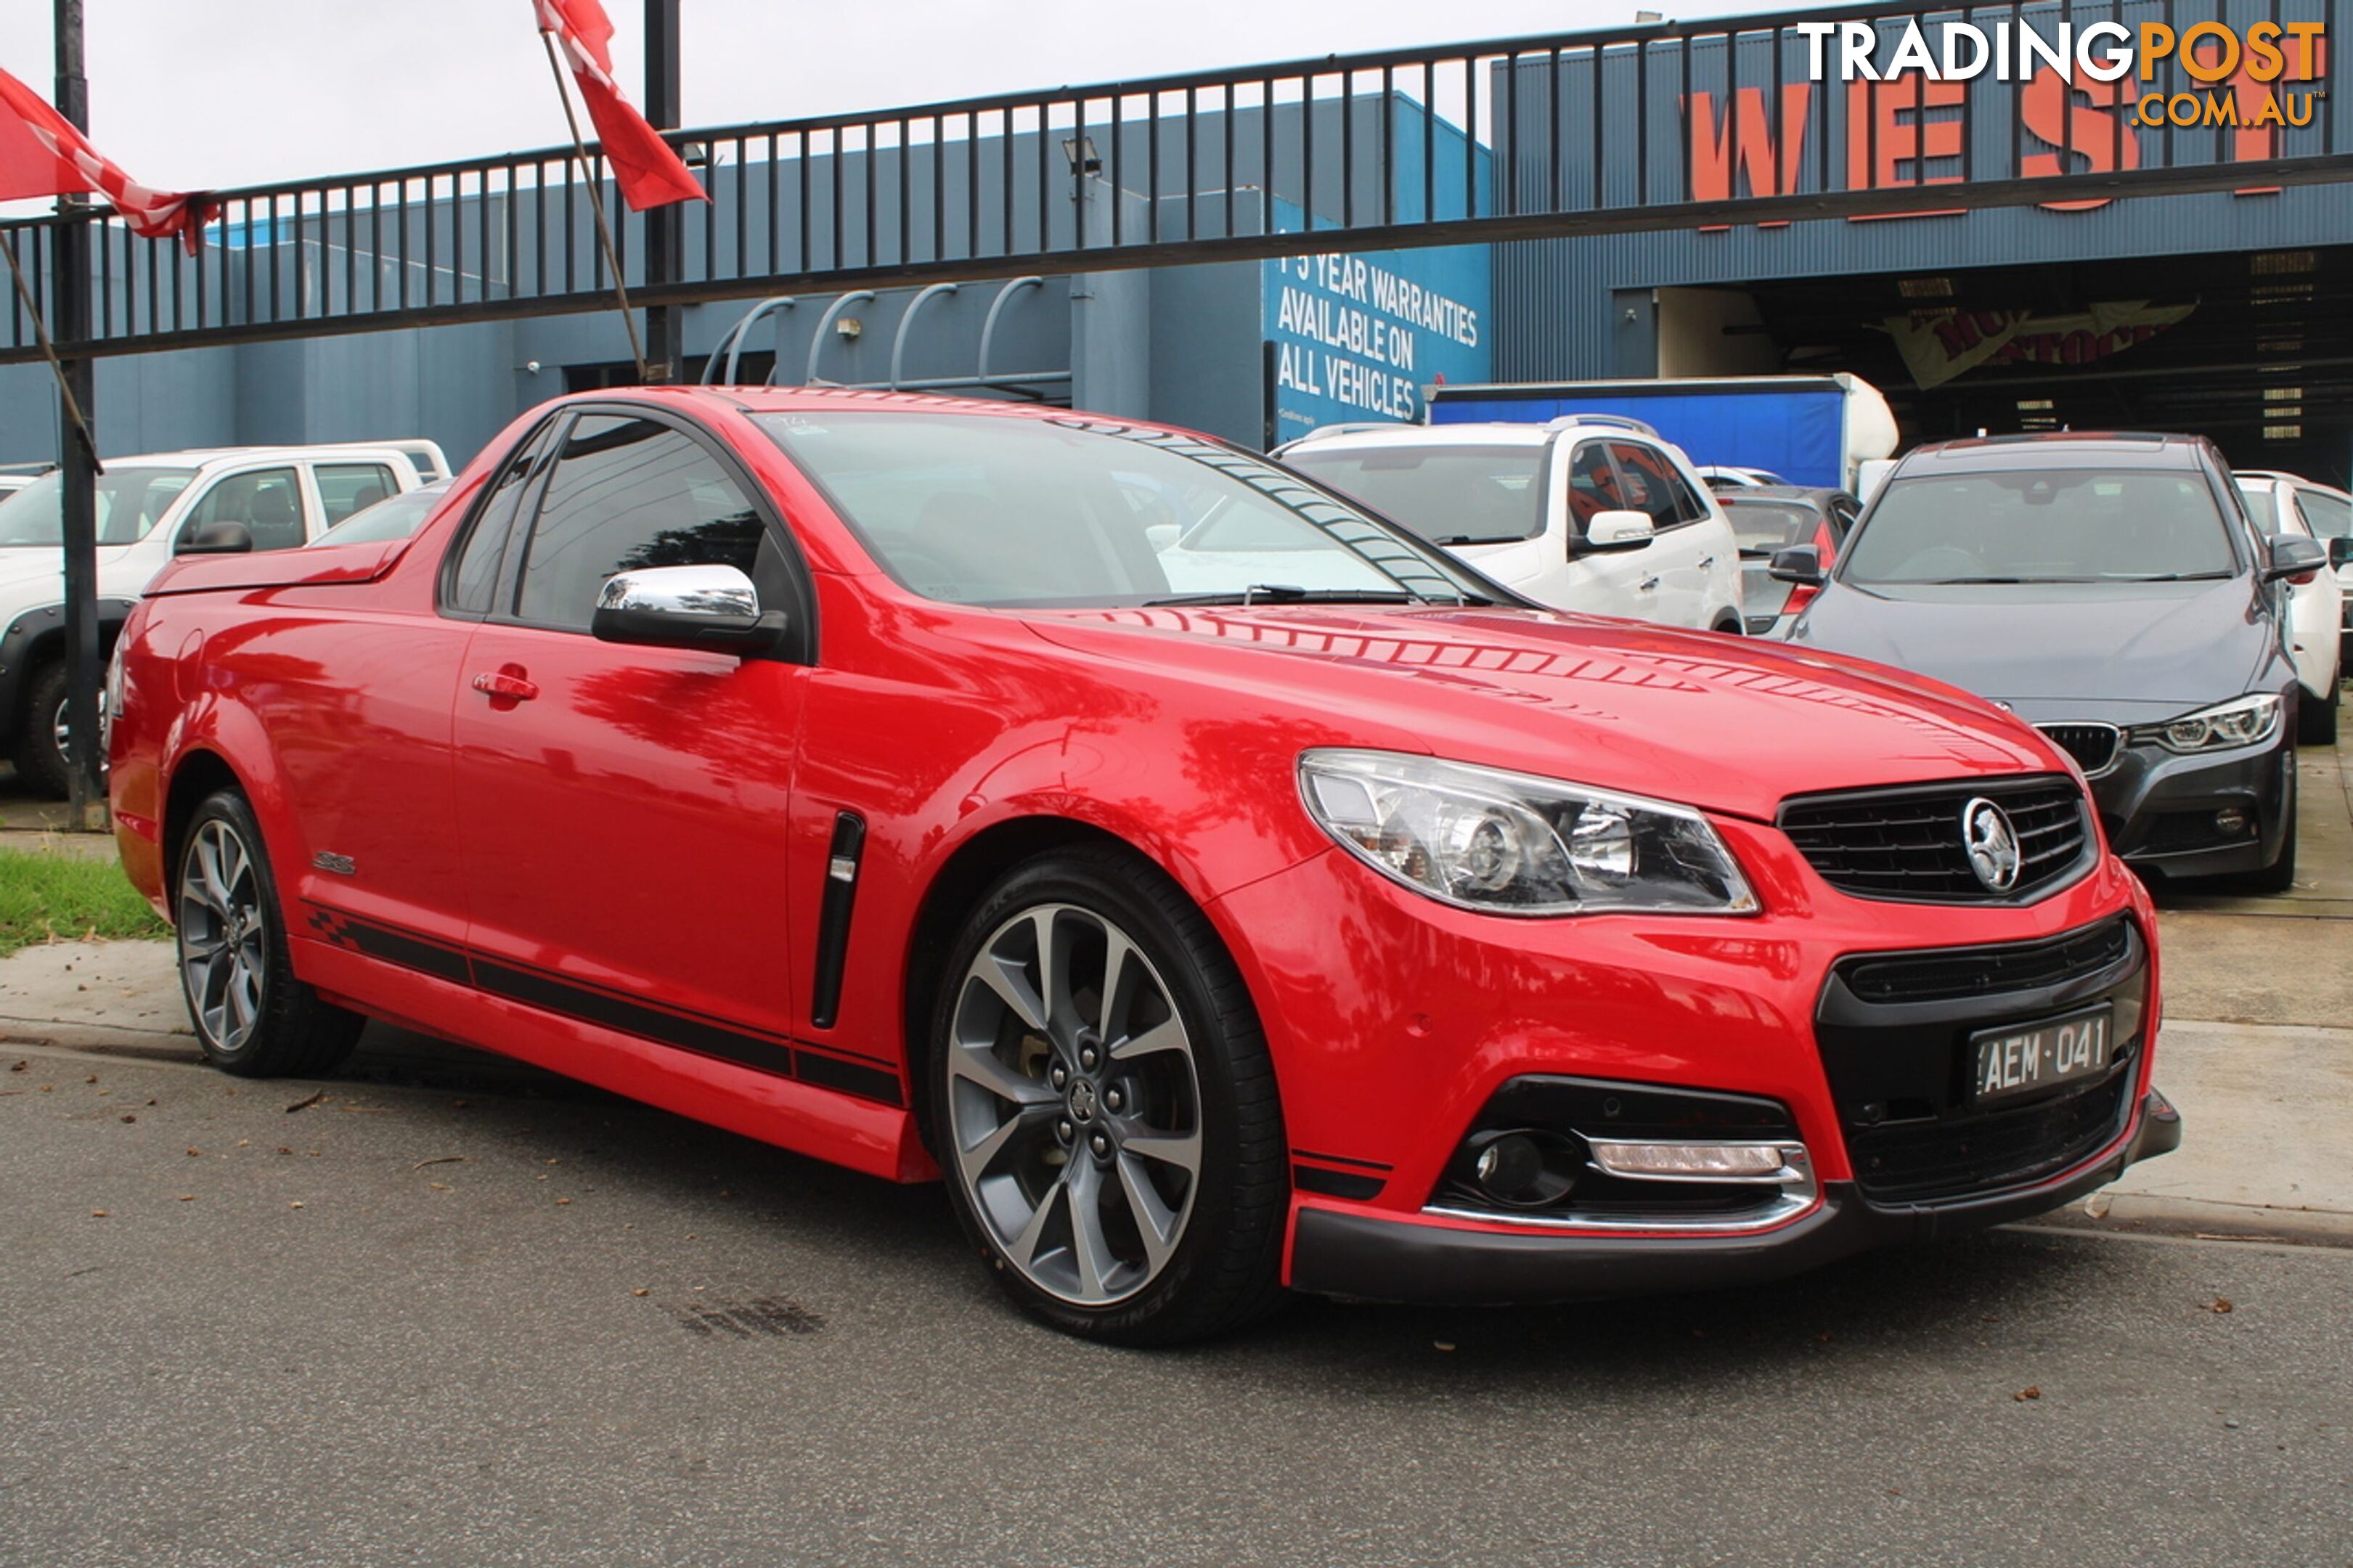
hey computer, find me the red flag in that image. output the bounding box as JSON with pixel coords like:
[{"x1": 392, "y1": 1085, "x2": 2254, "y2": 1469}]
[
  {"x1": 536, "y1": 0, "x2": 707, "y2": 211},
  {"x1": 0, "y1": 66, "x2": 213, "y2": 256}
]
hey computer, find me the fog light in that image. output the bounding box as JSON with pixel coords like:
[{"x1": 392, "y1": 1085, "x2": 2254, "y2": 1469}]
[
  {"x1": 1469, "y1": 1129, "x2": 1579, "y2": 1208},
  {"x1": 1586, "y1": 1140, "x2": 1802, "y2": 1183},
  {"x1": 2213, "y1": 807, "x2": 2251, "y2": 837}
]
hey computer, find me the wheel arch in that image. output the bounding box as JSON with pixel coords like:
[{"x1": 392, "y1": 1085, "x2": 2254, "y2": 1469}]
[
  {"x1": 0, "y1": 598, "x2": 139, "y2": 736},
  {"x1": 160, "y1": 747, "x2": 247, "y2": 905},
  {"x1": 897, "y1": 813, "x2": 1270, "y2": 1156}
]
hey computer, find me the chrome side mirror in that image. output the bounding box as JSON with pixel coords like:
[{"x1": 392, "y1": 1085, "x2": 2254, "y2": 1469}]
[
  {"x1": 175, "y1": 520, "x2": 253, "y2": 555},
  {"x1": 591, "y1": 564, "x2": 786, "y2": 655}
]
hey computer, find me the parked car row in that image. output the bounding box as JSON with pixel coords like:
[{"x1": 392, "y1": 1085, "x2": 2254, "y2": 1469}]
[
  {"x1": 0, "y1": 439, "x2": 446, "y2": 796},
  {"x1": 1276, "y1": 408, "x2": 2336, "y2": 897}
]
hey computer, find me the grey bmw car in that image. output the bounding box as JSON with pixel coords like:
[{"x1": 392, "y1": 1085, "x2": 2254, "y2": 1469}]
[{"x1": 1774, "y1": 433, "x2": 2329, "y2": 891}]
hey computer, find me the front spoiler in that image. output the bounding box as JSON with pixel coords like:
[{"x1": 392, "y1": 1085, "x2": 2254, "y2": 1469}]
[{"x1": 1287, "y1": 1088, "x2": 2182, "y2": 1306}]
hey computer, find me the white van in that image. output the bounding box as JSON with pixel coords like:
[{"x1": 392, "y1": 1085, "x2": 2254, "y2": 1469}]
[
  {"x1": 0, "y1": 444, "x2": 426, "y2": 794},
  {"x1": 1279, "y1": 417, "x2": 1747, "y2": 633}
]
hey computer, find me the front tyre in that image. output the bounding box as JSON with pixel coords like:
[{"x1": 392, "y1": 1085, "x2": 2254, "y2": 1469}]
[
  {"x1": 12, "y1": 661, "x2": 72, "y2": 799},
  {"x1": 175, "y1": 790, "x2": 364, "y2": 1078},
  {"x1": 931, "y1": 846, "x2": 1286, "y2": 1345}
]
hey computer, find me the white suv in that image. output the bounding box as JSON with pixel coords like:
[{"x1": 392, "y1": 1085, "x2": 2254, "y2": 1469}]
[
  {"x1": 1279, "y1": 418, "x2": 1746, "y2": 633},
  {"x1": 2235, "y1": 469, "x2": 2346, "y2": 745},
  {"x1": 0, "y1": 444, "x2": 427, "y2": 795}
]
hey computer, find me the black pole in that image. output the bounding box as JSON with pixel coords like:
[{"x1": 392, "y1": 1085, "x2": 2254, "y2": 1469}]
[
  {"x1": 54, "y1": 0, "x2": 105, "y2": 830},
  {"x1": 642, "y1": 0, "x2": 682, "y2": 383}
]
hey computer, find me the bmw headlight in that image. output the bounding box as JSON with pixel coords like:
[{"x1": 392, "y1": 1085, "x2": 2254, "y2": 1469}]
[
  {"x1": 2135, "y1": 694, "x2": 2282, "y2": 755},
  {"x1": 1297, "y1": 749, "x2": 1758, "y2": 916}
]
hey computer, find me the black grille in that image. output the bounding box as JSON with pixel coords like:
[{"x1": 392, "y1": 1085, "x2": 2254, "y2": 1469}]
[
  {"x1": 1779, "y1": 776, "x2": 2092, "y2": 902},
  {"x1": 1840, "y1": 918, "x2": 2132, "y2": 1005},
  {"x1": 2035, "y1": 722, "x2": 2121, "y2": 776},
  {"x1": 1843, "y1": 1069, "x2": 2134, "y2": 1202},
  {"x1": 1817, "y1": 920, "x2": 2148, "y2": 1205}
]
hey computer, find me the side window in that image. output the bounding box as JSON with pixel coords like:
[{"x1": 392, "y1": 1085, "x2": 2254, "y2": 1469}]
[
  {"x1": 446, "y1": 428, "x2": 551, "y2": 617},
  {"x1": 184, "y1": 467, "x2": 305, "y2": 552},
  {"x1": 514, "y1": 415, "x2": 768, "y2": 633},
  {"x1": 1604, "y1": 442, "x2": 1684, "y2": 531},
  {"x1": 314, "y1": 463, "x2": 398, "y2": 528},
  {"x1": 2294, "y1": 488, "x2": 2351, "y2": 542},
  {"x1": 1564, "y1": 440, "x2": 1621, "y2": 536}
]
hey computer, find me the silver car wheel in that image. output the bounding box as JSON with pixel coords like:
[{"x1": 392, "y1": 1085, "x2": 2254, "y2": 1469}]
[
  {"x1": 944, "y1": 902, "x2": 1202, "y2": 1307},
  {"x1": 178, "y1": 818, "x2": 267, "y2": 1052}
]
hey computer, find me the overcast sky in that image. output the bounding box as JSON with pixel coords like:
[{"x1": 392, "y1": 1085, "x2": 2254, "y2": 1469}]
[{"x1": 1, "y1": 0, "x2": 1766, "y2": 195}]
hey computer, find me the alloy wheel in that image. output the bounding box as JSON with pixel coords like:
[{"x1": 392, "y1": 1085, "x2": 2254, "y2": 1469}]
[
  {"x1": 179, "y1": 818, "x2": 268, "y2": 1051},
  {"x1": 944, "y1": 903, "x2": 1203, "y2": 1307}
]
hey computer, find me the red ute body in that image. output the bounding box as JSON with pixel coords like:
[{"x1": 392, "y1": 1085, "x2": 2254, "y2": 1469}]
[{"x1": 109, "y1": 388, "x2": 2171, "y2": 1302}]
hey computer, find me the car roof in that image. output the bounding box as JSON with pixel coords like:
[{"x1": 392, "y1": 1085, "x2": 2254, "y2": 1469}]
[
  {"x1": 1898, "y1": 431, "x2": 2208, "y2": 473},
  {"x1": 1716, "y1": 485, "x2": 1851, "y2": 507},
  {"x1": 1280, "y1": 422, "x2": 1555, "y2": 450},
  {"x1": 115, "y1": 444, "x2": 427, "y2": 470}
]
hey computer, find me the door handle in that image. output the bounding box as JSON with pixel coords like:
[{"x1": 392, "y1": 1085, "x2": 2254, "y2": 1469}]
[
  {"x1": 471, "y1": 671, "x2": 539, "y2": 702},
  {"x1": 1697, "y1": 555, "x2": 1716, "y2": 569},
  {"x1": 1637, "y1": 576, "x2": 1661, "y2": 592}
]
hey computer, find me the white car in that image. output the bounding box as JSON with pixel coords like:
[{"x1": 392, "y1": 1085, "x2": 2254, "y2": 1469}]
[
  {"x1": 0, "y1": 444, "x2": 427, "y2": 795},
  {"x1": 1278, "y1": 419, "x2": 1747, "y2": 633},
  {"x1": 2235, "y1": 470, "x2": 2346, "y2": 744},
  {"x1": 1696, "y1": 464, "x2": 1792, "y2": 491}
]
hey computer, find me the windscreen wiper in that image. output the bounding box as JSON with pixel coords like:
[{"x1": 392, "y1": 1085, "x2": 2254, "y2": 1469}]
[
  {"x1": 2097, "y1": 571, "x2": 2232, "y2": 581},
  {"x1": 1143, "y1": 586, "x2": 1431, "y2": 607},
  {"x1": 1915, "y1": 575, "x2": 2095, "y2": 585}
]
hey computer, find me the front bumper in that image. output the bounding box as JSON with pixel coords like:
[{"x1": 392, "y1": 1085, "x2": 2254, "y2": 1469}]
[
  {"x1": 1289, "y1": 1089, "x2": 2180, "y2": 1304},
  {"x1": 2088, "y1": 726, "x2": 2295, "y2": 880}
]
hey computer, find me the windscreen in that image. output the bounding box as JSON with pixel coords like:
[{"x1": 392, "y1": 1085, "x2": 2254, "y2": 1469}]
[
  {"x1": 1281, "y1": 445, "x2": 1546, "y2": 545},
  {"x1": 755, "y1": 412, "x2": 1496, "y2": 608},
  {"x1": 0, "y1": 466, "x2": 196, "y2": 547},
  {"x1": 1722, "y1": 499, "x2": 1822, "y2": 556},
  {"x1": 1841, "y1": 468, "x2": 2238, "y2": 585},
  {"x1": 312, "y1": 483, "x2": 447, "y2": 547}
]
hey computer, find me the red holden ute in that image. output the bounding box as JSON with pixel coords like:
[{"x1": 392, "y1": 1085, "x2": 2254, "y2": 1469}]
[{"x1": 109, "y1": 388, "x2": 2179, "y2": 1344}]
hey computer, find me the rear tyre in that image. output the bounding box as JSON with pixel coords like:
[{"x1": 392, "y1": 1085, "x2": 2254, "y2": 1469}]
[
  {"x1": 175, "y1": 789, "x2": 364, "y2": 1078},
  {"x1": 930, "y1": 844, "x2": 1286, "y2": 1346},
  {"x1": 2299, "y1": 677, "x2": 2339, "y2": 746},
  {"x1": 12, "y1": 661, "x2": 71, "y2": 799}
]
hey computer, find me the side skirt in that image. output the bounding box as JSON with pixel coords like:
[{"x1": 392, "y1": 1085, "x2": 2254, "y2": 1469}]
[{"x1": 293, "y1": 933, "x2": 939, "y2": 1185}]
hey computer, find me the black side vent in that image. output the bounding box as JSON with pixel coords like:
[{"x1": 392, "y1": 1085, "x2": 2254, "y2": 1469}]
[{"x1": 809, "y1": 812, "x2": 865, "y2": 1030}]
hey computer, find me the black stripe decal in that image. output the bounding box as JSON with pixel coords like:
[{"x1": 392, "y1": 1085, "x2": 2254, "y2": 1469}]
[
  {"x1": 1291, "y1": 1148, "x2": 1395, "y2": 1172},
  {"x1": 306, "y1": 904, "x2": 901, "y2": 1107},
  {"x1": 303, "y1": 905, "x2": 471, "y2": 984},
  {"x1": 1292, "y1": 1164, "x2": 1387, "y2": 1201},
  {"x1": 791, "y1": 1047, "x2": 903, "y2": 1107},
  {"x1": 470, "y1": 958, "x2": 799, "y2": 1078}
]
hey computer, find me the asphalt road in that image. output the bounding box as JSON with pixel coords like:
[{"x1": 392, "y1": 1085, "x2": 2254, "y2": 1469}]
[{"x1": 3, "y1": 1040, "x2": 2347, "y2": 1568}]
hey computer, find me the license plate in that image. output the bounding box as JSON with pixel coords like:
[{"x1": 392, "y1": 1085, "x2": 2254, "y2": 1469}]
[{"x1": 1969, "y1": 1006, "x2": 2113, "y2": 1106}]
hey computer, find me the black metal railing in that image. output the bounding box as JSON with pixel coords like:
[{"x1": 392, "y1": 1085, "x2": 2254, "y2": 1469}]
[{"x1": 4, "y1": 0, "x2": 2347, "y2": 363}]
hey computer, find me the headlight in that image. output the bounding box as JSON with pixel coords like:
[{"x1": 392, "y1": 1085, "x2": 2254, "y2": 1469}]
[
  {"x1": 2133, "y1": 694, "x2": 2282, "y2": 754},
  {"x1": 1297, "y1": 749, "x2": 1758, "y2": 915}
]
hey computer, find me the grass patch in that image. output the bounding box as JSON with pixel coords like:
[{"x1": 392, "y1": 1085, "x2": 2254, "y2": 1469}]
[{"x1": 0, "y1": 846, "x2": 167, "y2": 959}]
